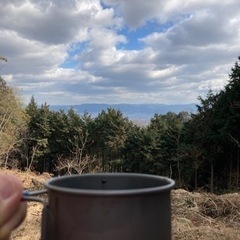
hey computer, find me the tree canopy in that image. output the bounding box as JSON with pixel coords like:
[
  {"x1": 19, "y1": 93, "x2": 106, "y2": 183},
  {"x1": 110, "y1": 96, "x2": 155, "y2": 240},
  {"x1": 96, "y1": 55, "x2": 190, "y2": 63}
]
[{"x1": 1, "y1": 56, "x2": 240, "y2": 193}]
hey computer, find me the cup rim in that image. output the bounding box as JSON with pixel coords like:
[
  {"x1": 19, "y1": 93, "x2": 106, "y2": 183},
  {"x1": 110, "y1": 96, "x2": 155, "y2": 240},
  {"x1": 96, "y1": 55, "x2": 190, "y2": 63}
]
[{"x1": 44, "y1": 173, "x2": 175, "y2": 196}]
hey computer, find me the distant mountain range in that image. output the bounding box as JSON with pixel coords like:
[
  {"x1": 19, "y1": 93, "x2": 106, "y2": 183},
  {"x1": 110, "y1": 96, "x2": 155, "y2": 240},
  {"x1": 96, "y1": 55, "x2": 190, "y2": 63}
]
[{"x1": 50, "y1": 103, "x2": 197, "y2": 124}]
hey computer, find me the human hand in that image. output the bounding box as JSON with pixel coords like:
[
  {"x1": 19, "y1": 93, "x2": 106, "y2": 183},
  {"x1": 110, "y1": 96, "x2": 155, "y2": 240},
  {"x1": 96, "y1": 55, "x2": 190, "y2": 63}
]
[{"x1": 0, "y1": 173, "x2": 27, "y2": 240}]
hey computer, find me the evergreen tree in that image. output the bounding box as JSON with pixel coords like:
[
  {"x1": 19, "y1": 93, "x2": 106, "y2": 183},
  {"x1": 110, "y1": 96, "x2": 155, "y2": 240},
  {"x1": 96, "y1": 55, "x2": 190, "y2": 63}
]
[{"x1": 91, "y1": 108, "x2": 130, "y2": 171}]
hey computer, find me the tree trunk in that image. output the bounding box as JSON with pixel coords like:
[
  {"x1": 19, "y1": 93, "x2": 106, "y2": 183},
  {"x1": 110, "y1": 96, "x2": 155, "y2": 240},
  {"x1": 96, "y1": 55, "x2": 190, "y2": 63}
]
[
  {"x1": 195, "y1": 168, "x2": 198, "y2": 189},
  {"x1": 228, "y1": 153, "x2": 232, "y2": 189},
  {"x1": 210, "y1": 159, "x2": 214, "y2": 193},
  {"x1": 177, "y1": 159, "x2": 181, "y2": 187},
  {"x1": 237, "y1": 148, "x2": 239, "y2": 190}
]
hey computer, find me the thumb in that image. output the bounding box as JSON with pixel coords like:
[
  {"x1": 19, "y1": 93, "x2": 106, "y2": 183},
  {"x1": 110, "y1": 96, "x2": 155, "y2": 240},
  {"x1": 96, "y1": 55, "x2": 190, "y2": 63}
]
[{"x1": 0, "y1": 173, "x2": 26, "y2": 239}]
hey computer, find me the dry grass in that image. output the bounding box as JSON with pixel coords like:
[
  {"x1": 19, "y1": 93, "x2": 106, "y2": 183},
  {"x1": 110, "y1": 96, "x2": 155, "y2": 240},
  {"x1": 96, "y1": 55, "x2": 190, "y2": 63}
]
[
  {"x1": 1, "y1": 169, "x2": 240, "y2": 240},
  {"x1": 172, "y1": 189, "x2": 240, "y2": 239}
]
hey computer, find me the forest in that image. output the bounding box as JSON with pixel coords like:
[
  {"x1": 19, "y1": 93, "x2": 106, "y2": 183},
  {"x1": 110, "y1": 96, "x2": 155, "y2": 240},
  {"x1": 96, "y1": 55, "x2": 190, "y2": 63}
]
[{"x1": 1, "y1": 56, "x2": 240, "y2": 193}]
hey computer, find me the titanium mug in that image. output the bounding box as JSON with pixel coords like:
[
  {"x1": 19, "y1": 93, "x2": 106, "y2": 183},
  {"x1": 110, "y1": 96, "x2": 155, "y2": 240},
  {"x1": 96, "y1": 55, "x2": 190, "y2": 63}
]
[{"x1": 23, "y1": 173, "x2": 175, "y2": 240}]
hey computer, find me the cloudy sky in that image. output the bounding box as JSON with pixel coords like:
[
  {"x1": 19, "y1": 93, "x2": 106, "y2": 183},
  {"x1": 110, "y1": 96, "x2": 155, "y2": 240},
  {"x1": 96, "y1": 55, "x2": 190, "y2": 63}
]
[{"x1": 1, "y1": 0, "x2": 240, "y2": 105}]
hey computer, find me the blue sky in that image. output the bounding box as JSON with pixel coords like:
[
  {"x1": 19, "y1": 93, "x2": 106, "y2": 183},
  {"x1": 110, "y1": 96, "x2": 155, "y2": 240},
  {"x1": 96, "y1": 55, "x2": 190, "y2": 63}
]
[
  {"x1": 117, "y1": 21, "x2": 171, "y2": 50},
  {"x1": 0, "y1": 0, "x2": 240, "y2": 105}
]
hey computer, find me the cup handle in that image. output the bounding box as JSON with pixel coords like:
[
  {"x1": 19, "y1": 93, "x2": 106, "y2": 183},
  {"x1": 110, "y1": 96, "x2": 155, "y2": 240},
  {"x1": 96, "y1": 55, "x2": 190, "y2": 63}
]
[{"x1": 22, "y1": 189, "x2": 48, "y2": 204}]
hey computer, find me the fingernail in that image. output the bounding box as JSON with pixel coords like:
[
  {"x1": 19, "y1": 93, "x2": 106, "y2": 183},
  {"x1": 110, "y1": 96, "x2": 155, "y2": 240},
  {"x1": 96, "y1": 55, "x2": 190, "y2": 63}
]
[{"x1": 0, "y1": 174, "x2": 16, "y2": 200}]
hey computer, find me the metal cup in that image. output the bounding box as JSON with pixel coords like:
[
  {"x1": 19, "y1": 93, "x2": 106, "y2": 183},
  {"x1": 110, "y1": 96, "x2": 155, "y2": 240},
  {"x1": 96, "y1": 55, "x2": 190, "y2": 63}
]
[{"x1": 23, "y1": 173, "x2": 175, "y2": 240}]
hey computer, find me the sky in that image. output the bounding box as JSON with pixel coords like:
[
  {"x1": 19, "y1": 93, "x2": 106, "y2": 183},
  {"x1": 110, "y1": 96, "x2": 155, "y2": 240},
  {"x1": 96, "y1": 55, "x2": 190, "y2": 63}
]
[{"x1": 0, "y1": 0, "x2": 240, "y2": 106}]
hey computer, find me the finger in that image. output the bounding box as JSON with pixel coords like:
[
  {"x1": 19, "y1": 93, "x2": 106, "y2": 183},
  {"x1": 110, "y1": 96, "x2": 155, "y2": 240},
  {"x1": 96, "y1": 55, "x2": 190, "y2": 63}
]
[
  {"x1": 0, "y1": 231, "x2": 10, "y2": 240},
  {"x1": 11, "y1": 202, "x2": 27, "y2": 230},
  {"x1": 0, "y1": 202, "x2": 27, "y2": 240},
  {"x1": 0, "y1": 174, "x2": 24, "y2": 227}
]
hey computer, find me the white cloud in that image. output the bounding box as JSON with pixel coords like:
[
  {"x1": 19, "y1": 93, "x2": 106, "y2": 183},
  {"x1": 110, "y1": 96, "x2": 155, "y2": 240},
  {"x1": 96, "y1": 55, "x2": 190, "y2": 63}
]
[
  {"x1": 0, "y1": 30, "x2": 67, "y2": 75},
  {"x1": 1, "y1": 0, "x2": 117, "y2": 44},
  {"x1": 1, "y1": 0, "x2": 240, "y2": 105}
]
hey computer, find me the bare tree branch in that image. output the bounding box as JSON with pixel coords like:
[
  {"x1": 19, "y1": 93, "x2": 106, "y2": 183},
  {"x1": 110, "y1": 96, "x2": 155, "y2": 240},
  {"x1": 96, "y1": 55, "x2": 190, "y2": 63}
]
[{"x1": 229, "y1": 133, "x2": 240, "y2": 148}]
